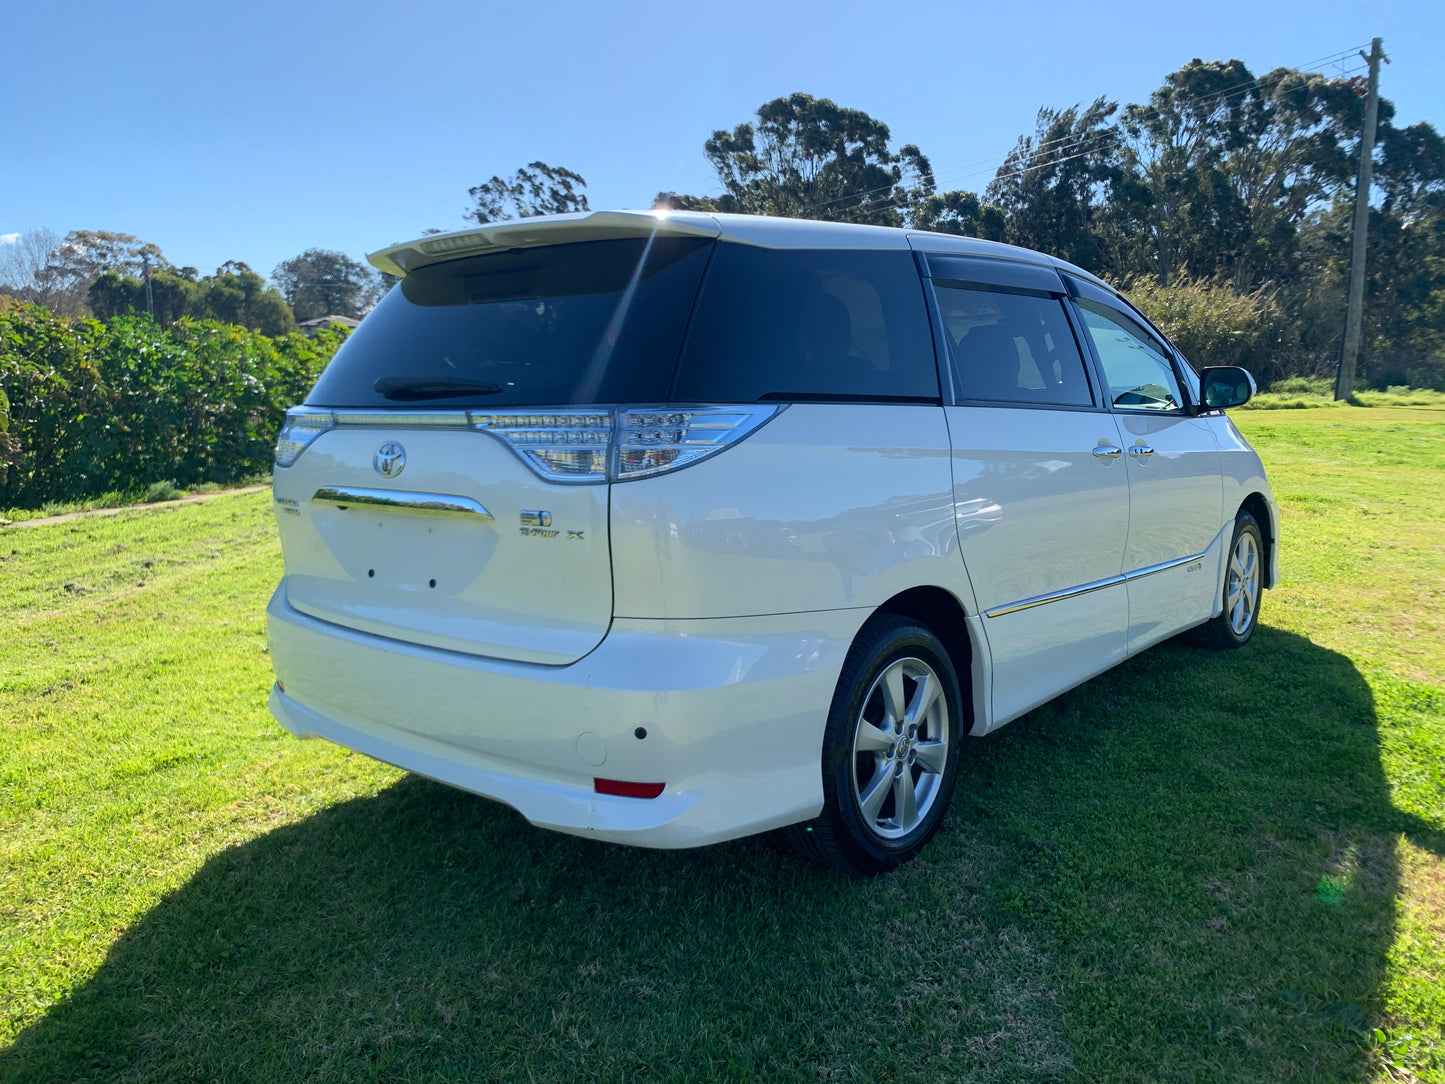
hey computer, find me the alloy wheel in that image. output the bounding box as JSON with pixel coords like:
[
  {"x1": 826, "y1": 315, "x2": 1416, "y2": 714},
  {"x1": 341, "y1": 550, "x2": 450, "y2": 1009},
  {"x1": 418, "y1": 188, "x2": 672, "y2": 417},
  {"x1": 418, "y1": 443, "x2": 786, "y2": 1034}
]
[
  {"x1": 1226, "y1": 530, "x2": 1260, "y2": 637},
  {"x1": 850, "y1": 656, "x2": 952, "y2": 840}
]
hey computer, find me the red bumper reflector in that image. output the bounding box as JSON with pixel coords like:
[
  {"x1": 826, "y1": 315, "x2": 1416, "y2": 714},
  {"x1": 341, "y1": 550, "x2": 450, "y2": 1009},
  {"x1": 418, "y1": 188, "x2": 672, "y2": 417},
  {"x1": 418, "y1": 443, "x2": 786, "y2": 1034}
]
[{"x1": 594, "y1": 778, "x2": 665, "y2": 799}]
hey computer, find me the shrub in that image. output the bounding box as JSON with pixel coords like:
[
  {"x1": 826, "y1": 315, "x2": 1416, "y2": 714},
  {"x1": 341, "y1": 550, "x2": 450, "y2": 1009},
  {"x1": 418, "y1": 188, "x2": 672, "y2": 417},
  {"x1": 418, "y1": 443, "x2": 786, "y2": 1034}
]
[
  {"x1": 1357, "y1": 348, "x2": 1445, "y2": 392},
  {"x1": 0, "y1": 303, "x2": 343, "y2": 509},
  {"x1": 1126, "y1": 275, "x2": 1287, "y2": 381},
  {"x1": 0, "y1": 304, "x2": 114, "y2": 506},
  {"x1": 144, "y1": 480, "x2": 184, "y2": 503}
]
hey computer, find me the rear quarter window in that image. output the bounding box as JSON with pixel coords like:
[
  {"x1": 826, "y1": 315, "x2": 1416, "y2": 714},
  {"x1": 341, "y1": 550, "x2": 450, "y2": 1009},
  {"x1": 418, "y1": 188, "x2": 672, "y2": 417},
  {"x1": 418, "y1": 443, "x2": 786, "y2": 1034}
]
[{"x1": 671, "y1": 245, "x2": 939, "y2": 403}]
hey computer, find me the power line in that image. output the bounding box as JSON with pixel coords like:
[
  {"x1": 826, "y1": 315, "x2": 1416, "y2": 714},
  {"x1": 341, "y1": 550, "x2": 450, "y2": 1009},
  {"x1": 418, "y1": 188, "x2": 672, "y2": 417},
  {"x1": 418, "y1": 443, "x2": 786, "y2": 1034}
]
[
  {"x1": 824, "y1": 139, "x2": 1126, "y2": 226},
  {"x1": 801, "y1": 125, "x2": 1120, "y2": 218},
  {"x1": 699, "y1": 47, "x2": 1373, "y2": 213},
  {"x1": 826, "y1": 80, "x2": 1370, "y2": 228},
  {"x1": 913, "y1": 45, "x2": 1372, "y2": 195},
  {"x1": 1297, "y1": 43, "x2": 1374, "y2": 70},
  {"x1": 803, "y1": 126, "x2": 1122, "y2": 221},
  {"x1": 808, "y1": 45, "x2": 1375, "y2": 224}
]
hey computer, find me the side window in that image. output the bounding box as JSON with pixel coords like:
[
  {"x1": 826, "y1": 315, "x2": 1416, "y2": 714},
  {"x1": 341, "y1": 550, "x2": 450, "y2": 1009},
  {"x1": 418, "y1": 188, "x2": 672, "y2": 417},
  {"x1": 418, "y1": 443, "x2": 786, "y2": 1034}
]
[
  {"x1": 935, "y1": 286, "x2": 1093, "y2": 407},
  {"x1": 671, "y1": 245, "x2": 939, "y2": 403},
  {"x1": 1075, "y1": 299, "x2": 1185, "y2": 412}
]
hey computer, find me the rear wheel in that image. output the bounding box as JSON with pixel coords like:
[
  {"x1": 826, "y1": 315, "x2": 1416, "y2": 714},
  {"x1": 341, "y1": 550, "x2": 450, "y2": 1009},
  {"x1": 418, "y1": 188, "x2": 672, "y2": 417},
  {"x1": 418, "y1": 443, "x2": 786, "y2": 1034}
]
[
  {"x1": 786, "y1": 615, "x2": 963, "y2": 875},
  {"x1": 1190, "y1": 510, "x2": 1264, "y2": 649}
]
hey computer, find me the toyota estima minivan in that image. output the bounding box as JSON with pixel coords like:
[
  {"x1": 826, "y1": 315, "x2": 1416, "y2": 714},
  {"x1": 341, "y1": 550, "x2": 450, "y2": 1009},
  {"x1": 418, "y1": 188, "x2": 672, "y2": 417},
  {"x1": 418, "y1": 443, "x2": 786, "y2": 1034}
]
[{"x1": 267, "y1": 210, "x2": 1278, "y2": 874}]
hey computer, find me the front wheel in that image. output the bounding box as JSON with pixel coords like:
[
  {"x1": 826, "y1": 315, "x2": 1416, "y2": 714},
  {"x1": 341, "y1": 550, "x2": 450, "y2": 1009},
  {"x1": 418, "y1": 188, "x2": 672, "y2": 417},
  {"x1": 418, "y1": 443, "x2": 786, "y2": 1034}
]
[
  {"x1": 785, "y1": 615, "x2": 963, "y2": 875},
  {"x1": 1190, "y1": 510, "x2": 1265, "y2": 650}
]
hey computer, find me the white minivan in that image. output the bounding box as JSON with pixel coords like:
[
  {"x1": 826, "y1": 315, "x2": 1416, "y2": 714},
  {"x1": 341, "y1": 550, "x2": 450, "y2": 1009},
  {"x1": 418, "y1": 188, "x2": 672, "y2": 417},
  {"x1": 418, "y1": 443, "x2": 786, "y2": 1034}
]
[{"x1": 266, "y1": 210, "x2": 1278, "y2": 874}]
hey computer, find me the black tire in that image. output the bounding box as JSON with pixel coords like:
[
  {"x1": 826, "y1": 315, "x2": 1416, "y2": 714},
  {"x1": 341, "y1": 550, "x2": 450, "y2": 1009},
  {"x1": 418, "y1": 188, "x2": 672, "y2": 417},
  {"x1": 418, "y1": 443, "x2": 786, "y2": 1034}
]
[
  {"x1": 1189, "y1": 510, "x2": 1265, "y2": 650},
  {"x1": 785, "y1": 615, "x2": 963, "y2": 875}
]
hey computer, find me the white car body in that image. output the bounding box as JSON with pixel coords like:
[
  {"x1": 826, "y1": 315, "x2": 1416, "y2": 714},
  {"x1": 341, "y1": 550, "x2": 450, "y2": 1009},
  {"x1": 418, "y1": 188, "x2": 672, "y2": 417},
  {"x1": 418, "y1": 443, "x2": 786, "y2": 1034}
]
[{"x1": 267, "y1": 210, "x2": 1278, "y2": 861}]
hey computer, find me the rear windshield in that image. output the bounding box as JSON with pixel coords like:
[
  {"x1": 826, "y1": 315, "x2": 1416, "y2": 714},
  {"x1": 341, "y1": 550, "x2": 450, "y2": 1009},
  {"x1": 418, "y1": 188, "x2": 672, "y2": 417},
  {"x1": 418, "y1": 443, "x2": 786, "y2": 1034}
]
[
  {"x1": 305, "y1": 236, "x2": 713, "y2": 408},
  {"x1": 672, "y1": 245, "x2": 938, "y2": 403}
]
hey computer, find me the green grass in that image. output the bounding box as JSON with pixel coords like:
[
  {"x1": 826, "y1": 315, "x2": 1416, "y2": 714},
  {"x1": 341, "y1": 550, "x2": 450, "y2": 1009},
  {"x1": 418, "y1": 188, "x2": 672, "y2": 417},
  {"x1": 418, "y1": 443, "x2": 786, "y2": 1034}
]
[
  {"x1": 0, "y1": 474, "x2": 272, "y2": 523},
  {"x1": 1, "y1": 409, "x2": 1442, "y2": 1082},
  {"x1": 1244, "y1": 375, "x2": 1445, "y2": 411}
]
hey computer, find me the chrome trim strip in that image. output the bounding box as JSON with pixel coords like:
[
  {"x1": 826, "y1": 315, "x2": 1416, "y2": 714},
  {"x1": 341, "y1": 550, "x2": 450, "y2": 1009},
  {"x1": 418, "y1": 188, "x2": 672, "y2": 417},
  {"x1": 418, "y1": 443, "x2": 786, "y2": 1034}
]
[
  {"x1": 983, "y1": 574, "x2": 1125, "y2": 618},
  {"x1": 311, "y1": 487, "x2": 493, "y2": 519},
  {"x1": 1125, "y1": 551, "x2": 1203, "y2": 582},
  {"x1": 332, "y1": 410, "x2": 472, "y2": 428},
  {"x1": 984, "y1": 526, "x2": 1227, "y2": 619}
]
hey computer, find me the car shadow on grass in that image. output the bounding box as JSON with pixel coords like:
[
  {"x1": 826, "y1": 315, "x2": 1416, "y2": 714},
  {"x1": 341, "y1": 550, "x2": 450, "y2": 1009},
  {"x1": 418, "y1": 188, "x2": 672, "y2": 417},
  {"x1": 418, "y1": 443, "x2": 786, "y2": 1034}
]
[{"x1": 3, "y1": 628, "x2": 1441, "y2": 1083}]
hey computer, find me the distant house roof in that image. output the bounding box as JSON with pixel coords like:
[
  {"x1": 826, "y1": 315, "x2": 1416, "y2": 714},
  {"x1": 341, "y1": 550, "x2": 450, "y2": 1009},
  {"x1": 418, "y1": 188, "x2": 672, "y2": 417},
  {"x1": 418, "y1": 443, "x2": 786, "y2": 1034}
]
[{"x1": 298, "y1": 315, "x2": 361, "y2": 335}]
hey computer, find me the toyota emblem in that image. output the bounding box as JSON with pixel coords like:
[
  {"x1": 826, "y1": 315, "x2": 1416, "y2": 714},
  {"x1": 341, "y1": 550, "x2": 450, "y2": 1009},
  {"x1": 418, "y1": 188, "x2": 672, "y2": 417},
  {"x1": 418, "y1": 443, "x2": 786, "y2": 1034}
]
[{"x1": 374, "y1": 441, "x2": 406, "y2": 478}]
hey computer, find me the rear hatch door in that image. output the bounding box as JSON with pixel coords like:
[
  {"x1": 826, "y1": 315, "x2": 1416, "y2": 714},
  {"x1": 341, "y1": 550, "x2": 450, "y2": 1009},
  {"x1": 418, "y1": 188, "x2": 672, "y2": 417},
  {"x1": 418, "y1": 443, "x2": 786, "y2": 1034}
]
[
  {"x1": 274, "y1": 215, "x2": 719, "y2": 665},
  {"x1": 275, "y1": 416, "x2": 609, "y2": 665}
]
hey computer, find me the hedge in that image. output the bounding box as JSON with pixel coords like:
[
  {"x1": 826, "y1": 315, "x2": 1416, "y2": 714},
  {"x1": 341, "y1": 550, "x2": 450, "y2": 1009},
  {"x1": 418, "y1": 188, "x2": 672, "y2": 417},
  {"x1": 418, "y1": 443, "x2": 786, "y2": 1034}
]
[{"x1": 0, "y1": 302, "x2": 344, "y2": 509}]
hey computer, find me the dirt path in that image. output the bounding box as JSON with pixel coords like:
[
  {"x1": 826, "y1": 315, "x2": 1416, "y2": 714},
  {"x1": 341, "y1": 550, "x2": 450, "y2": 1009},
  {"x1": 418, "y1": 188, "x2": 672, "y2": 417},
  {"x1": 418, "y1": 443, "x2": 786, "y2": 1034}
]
[{"x1": 1, "y1": 485, "x2": 270, "y2": 529}]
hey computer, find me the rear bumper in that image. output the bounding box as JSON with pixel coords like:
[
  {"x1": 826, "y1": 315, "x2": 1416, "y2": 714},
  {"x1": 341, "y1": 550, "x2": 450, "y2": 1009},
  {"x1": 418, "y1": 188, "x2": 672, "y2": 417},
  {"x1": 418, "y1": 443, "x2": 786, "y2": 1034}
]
[{"x1": 267, "y1": 585, "x2": 869, "y2": 847}]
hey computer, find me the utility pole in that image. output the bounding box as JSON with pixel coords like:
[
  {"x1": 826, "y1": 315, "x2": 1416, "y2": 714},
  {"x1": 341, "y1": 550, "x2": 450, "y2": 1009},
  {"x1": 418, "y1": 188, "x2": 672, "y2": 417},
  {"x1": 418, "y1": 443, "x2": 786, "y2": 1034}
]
[
  {"x1": 141, "y1": 250, "x2": 155, "y2": 319},
  {"x1": 1335, "y1": 37, "x2": 1387, "y2": 400}
]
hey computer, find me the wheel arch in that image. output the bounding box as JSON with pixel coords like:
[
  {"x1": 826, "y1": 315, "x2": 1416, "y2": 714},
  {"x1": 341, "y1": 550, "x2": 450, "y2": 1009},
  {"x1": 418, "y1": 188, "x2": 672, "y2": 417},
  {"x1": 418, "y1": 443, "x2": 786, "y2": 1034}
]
[
  {"x1": 1239, "y1": 491, "x2": 1277, "y2": 589},
  {"x1": 874, "y1": 585, "x2": 986, "y2": 736}
]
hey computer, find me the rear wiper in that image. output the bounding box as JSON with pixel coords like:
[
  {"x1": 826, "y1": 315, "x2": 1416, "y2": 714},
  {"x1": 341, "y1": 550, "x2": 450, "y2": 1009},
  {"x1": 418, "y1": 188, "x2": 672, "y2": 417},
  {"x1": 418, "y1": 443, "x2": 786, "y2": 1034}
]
[{"x1": 373, "y1": 377, "x2": 502, "y2": 401}]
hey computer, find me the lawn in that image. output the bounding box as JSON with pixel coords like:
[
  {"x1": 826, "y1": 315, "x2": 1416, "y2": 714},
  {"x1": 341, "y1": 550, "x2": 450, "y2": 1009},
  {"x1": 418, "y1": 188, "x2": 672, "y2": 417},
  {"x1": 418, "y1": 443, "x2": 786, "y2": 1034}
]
[{"x1": 1, "y1": 407, "x2": 1441, "y2": 1083}]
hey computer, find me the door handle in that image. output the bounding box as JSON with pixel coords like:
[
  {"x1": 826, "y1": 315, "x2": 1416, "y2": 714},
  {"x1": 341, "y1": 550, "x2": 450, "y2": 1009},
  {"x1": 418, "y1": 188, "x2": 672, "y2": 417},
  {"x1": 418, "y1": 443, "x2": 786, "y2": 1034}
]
[
  {"x1": 1092, "y1": 445, "x2": 1122, "y2": 460},
  {"x1": 312, "y1": 487, "x2": 494, "y2": 518},
  {"x1": 1128, "y1": 445, "x2": 1155, "y2": 458}
]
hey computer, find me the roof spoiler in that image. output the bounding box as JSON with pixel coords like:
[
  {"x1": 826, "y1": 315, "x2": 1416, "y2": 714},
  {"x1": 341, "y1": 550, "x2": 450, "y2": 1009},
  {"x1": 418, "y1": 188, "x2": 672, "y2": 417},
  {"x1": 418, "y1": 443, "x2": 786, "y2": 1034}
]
[{"x1": 367, "y1": 210, "x2": 722, "y2": 278}]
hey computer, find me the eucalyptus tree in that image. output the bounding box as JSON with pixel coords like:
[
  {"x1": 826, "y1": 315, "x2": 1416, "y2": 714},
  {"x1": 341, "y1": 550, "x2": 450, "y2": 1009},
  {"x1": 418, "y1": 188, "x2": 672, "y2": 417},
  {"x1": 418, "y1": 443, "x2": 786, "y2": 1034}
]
[
  {"x1": 465, "y1": 162, "x2": 590, "y2": 225},
  {"x1": 909, "y1": 189, "x2": 1005, "y2": 239},
  {"x1": 272, "y1": 250, "x2": 379, "y2": 322},
  {"x1": 1220, "y1": 66, "x2": 1361, "y2": 290},
  {"x1": 5, "y1": 230, "x2": 170, "y2": 318},
  {"x1": 1119, "y1": 59, "x2": 1255, "y2": 285},
  {"x1": 699, "y1": 93, "x2": 935, "y2": 226},
  {"x1": 985, "y1": 97, "x2": 1127, "y2": 272},
  {"x1": 196, "y1": 262, "x2": 297, "y2": 336}
]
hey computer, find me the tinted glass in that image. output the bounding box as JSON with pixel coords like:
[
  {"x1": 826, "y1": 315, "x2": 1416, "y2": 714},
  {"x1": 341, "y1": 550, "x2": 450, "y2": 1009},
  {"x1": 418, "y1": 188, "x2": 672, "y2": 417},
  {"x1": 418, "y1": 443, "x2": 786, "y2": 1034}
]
[
  {"x1": 925, "y1": 252, "x2": 1064, "y2": 294},
  {"x1": 672, "y1": 245, "x2": 938, "y2": 402},
  {"x1": 935, "y1": 286, "x2": 1093, "y2": 407},
  {"x1": 1075, "y1": 299, "x2": 1185, "y2": 412},
  {"x1": 305, "y1": 237, "x2": 713, "y2": 408},
  {"x1": 1064, "y1": 272, "x2": 1189, "y2": 360}
]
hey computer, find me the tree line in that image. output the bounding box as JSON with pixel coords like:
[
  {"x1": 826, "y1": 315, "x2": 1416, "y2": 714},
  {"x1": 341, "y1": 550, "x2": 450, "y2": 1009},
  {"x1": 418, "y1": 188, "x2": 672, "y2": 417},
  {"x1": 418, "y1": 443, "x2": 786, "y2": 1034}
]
[
  {"x1": 470, "y1": 61, "x2": 1444, "y2": 389},
  {"x1": 6, "y1": 54, "x2": 1439, "y2": 389},
  {"x1": 0, "y1": 301, "x2": 343, "y2": 509},
  {"x1": 0, "y1": 230, "x2": 385, "y2": 333}
]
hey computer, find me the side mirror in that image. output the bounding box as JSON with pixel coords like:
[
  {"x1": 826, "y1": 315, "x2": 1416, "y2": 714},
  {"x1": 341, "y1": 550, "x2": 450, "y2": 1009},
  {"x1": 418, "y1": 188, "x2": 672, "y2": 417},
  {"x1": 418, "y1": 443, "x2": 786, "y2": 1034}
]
[{"x1": 1196, "y1": 367, "x2": 1257, "y2": 412}]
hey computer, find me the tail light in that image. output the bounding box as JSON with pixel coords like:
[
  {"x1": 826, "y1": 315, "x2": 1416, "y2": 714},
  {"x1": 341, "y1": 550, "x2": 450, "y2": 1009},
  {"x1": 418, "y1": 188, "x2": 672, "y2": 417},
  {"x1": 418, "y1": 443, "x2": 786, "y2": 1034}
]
[
  {"x1": 276, "y1": 404, "x2": 780, "y2": 482},
  {"x1": 468, "y1": 411, "x2": 613, "y2": 481},
  {"x1": 274, "y1": 407, "x2": 335, "y2": 467},
  {"x1": 472, "y1": 406, "x2": 779, "y2": 482},
  {"x1": 612, "y1": 409, "x2": 774, "y2": 480}
]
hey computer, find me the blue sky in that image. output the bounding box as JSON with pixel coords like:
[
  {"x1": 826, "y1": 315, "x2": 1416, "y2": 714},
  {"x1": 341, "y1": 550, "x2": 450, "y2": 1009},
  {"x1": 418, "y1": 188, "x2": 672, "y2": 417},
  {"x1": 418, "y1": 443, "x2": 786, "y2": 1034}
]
[{"x1": 2, "y1": 0, "x2": 1440, "y2": 281}]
